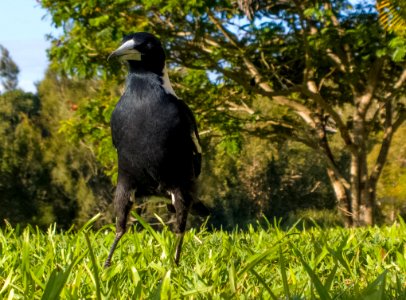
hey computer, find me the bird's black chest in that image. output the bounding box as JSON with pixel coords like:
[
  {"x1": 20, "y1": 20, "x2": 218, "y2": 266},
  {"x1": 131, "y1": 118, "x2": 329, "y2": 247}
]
[
  {"x1": 110, "y1": 80, "x2": 190, "y2": 188},
  {"x1": 113, "y1": 96, "x2": 180, "y2": 146}
]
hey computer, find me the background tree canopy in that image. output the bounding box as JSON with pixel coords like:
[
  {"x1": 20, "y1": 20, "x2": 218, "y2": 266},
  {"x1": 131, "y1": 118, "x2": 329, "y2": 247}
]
[{"x1": 0, "y1": 0, "x2": 405, "y2": 229}]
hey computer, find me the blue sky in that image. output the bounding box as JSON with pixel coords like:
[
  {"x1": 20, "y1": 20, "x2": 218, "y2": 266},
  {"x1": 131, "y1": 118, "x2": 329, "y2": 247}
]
[{"x1": 0, "y1": 0, "x2": 60, "y2": 92}]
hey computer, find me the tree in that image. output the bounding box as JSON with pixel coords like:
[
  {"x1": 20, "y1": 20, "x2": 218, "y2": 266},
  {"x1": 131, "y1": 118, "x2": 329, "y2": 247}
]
[
  {"x1": 0, "y1": 68, "x2": 114, "y2": 228},
  {"x1": 40, "y1": 0, "x2": 406, "y2": 226},
  {"x1": 36, "y1": 70, "x2": 115, "y2": 226},
  {"x1": 0, "y1": 45, "x2": 19, "y2": 92}
]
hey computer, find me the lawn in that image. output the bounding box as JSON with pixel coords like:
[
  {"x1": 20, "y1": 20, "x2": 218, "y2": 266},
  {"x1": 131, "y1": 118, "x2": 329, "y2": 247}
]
[{"x1": 1, "y1": 214, "x2": 405, "y2": 299}]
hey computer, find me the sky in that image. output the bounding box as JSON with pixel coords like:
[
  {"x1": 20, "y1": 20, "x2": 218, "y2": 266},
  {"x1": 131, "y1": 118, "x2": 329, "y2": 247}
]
[{"x1": 0, "y1": 0, "x2": 60, "y2": 92}]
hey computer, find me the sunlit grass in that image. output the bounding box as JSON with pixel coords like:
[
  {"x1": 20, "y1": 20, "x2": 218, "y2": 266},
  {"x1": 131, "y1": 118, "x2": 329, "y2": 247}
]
[{"x1": 1, "y1": 215, "x2": 405, "y2": 299}]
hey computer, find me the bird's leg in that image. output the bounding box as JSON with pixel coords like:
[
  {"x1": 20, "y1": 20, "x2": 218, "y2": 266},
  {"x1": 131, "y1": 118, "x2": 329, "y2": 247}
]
[
  {"x1": 104, "y1": 176, "x2": 132, "y2": 268},
  {"x1": 172, "y1": 189, "x2": 191, "y2": 265},
  {"x1": 174, "y1": 232, "x2": 185, "y2": 265}
]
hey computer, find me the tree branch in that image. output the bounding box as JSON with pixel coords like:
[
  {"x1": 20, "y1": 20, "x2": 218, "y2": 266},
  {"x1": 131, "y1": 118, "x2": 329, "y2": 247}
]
[
  {"x1": 205, "y1": 9, "x2": 319, "y2": 129},
  {"x1": 218, "y1": 100, "x2": 255, "y2": 115},
  {"x1": 394, "y1": 65, "x2": 406, "y2": 90},
  {"x1": 326, "y1": 49, "x2": 346, "y2": 72},
  {"x1": 393, "y1": 109, "x2": 406, "y2": 132},
  {"x1": 358, "y1": 58, "x2": 384, "y2": 117},
  {"x1": 206, "y1": 10, "x2": 241, "y2": 50},
  {"x1": 369, "y1": 101, "x2": 395, "y2": 186},
  {"x1": 302, "y1": 85, "x2": 355, "y2": 150}
]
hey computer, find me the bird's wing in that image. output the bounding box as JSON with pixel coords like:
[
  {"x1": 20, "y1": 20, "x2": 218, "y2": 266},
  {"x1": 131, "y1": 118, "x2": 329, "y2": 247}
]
[
  {"x1": 110, "y1": 96, "x2": 127, "y2": 149},
  {"x1": 175, "y1": 99, "x2": 202, "y2": 177}
]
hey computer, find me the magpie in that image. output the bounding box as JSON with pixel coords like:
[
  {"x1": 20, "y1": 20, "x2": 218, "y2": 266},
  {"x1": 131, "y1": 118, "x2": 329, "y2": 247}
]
[{"x1": 104, "y1": 32, "x2": 203, "y2": 267}]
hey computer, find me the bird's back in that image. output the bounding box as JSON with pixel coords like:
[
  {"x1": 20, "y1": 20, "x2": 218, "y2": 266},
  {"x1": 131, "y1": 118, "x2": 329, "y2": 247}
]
[{"x1": 111, "y1": 73, "x2": 196, "y2": 194}]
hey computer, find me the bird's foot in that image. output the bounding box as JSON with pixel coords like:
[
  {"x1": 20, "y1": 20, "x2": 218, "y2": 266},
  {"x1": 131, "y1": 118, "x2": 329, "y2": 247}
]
[{"x1": 104, "y1": 259, "x2": 111, "y2": 268}]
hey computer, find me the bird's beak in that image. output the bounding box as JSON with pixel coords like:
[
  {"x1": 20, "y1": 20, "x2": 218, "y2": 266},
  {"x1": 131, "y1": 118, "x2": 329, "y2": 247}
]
[{"x1": 108, "y1": 39, "x2": 142, "y2": 61}]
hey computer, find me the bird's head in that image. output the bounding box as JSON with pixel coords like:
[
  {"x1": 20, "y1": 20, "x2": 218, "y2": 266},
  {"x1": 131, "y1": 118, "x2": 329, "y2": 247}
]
[{"x1": 108, "y1": 32, "x2": 166, "y2": 75}]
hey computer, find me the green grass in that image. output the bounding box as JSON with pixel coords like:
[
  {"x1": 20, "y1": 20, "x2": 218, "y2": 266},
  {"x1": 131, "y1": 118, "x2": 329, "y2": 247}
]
[{"x1": 1, "y1": 214, "x2": 406, "y2": 299}]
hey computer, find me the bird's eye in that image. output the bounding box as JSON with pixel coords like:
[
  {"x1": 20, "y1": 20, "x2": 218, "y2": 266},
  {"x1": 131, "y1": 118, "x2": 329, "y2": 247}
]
[{"x1": 146, "y1": 42, "x2": 154, "y2": 50}]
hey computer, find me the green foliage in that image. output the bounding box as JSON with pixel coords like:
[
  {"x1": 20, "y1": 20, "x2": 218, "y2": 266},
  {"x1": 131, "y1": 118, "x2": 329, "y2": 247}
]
[
  {"x1": 58, "y1": 85, "x2": 118, "y2": 182},
  {"x1": 0, "y1": 89, "x2": 56, "y2": 226},
  {"x1": 389, "y1": 36, "x2": 406, "y2": 62},
  {"x1": 1, "y1": 218, "x2": 406, "y2": 298},
  {"x1": 0, "y1": 45, "x2": 19, "y2": 91},
  {"x1": 0, "y1": 69, "x2": 115, "y2": 229},
  {"x1": 36, "y1": 70, "x2": 114, "y2": 226}
]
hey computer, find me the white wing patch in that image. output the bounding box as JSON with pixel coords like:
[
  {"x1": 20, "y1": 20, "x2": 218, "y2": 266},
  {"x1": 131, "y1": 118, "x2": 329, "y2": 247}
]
[
  {"x1": 192, "y1": 131, "x2": 202, "y2": 154},
  {"x1": 171, "y1": 192, "x2": 176, "y2": 205},
  {"x1": 161, "y1": 66, "x2": 177, "y2": 97}
]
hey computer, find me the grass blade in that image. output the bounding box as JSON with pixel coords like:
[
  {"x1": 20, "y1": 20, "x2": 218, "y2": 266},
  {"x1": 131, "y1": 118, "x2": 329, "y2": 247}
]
[
  {"x1": 84, "y1": 232, "x2": 102, "y2": 300},
  {"x1": 293, "y1": 247, "x2": 332, "y2": 300},
  {"x1": 237, "y1": 248, "x2": 275, "y2": 276},
  {"x1": 250, "y1": 269, "x2": 278, "y2": 300},
  {"x1": 324, "y1": 264, "x2": 338, "y2": 293},
  {"x1": 238, "y1": 239, "x2": 288, "y2": 277},
  {"x1": 160, "y1": 270, "x2": 172, "y2": 300},
  {"x1": 78, "y1": 214, "x2": 101, "y2": 233},
  {"x1": 41, "y1": 254, "x2": 84, "y2": 300},
  {"x1": 361, "y1": 270, "x2": 388, "y2": 299},
  {"x1": 279, "y1": 247, "x2": 291, "y2": 300},
  {"x1": 229, "y1": 260, "x2": 236, "y2": 294},
  {"x1": 132, "y1": 211, "x2": 163, "y2": 245},
  {"x1": 0, "y1": 272, "x2": 13, "y2": 295}
]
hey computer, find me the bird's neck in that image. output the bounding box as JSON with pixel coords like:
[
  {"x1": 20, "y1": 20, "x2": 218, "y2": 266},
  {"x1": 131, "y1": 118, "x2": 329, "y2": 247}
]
[
  {"x1": 127, "y1": 60, "x2": 163, "y2": 75},
  {"x1": 125, "y1": 65, "x2": 177, "y2": 98}
]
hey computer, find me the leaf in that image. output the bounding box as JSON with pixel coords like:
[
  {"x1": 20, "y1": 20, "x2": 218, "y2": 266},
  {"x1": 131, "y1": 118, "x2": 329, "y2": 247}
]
[
  {"x1": 250, "y1": 269, "x2": 278, "y2": 300},
  {"x1": 279, "y1": 247, "x2": 291, "y2": 300},
  {"x1": 392, "y1": 47, "x2": 406, "y2": 62},
  {"x1": 78, "y1": 213, "x2": 101, "y2": 233},
  {"x1": 324, "y1": 264, "x2": 338, "y2": 293},
  {"x1": 132, "y1": 211, "x2": 164, "y2": 246},
  {"x1": 293, "y1": 247, "x2": 332, "y2": 300},
  {"x1": 237, "y1": 248, "x2": 276, "y2": 277},
  {"x1": 41, "y1": 254, "x2": 85, "y2": 300},
  {"x1": 89, "y1": 15, "x2": 110, "y2": 27},
  {"x1": 160, "y1": 270, "x2": 172, "y2": 300},
  {"x1": 228, "y1": 260, "x2": 236, "y2": 294},
  {"x1": 361, "y1": 270, "x2": 388, "y2": 299},
  {"x1": 84, "y1": 232, "x2": 102, "y2": 300},
  {"x1": 0, "y1": 271, "x2": 13, "y2": 295},
  {"x1": 131, "y1": 267, "x2": 143, "y2": 298}
]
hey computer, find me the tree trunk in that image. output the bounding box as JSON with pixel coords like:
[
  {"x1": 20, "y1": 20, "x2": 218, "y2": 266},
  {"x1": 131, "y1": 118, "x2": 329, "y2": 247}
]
[
  {"x1": 360, "y1": 140, "x2": 374, "y2": 226},
  {"x1": 364, "y1": 192, "x2": 375, "y2": 225},
  {"x1": 327, "y1": 168, "x2": 353, "y2": 227},
  {"x1": 350, "y1": 153, "x2": 361, "y2": 226}
]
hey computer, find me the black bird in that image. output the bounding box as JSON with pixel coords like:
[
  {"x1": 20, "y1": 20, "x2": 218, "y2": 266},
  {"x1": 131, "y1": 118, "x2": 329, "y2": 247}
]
[{"x1": 104, "y1": 32, "x2": 202, "y2": 267}]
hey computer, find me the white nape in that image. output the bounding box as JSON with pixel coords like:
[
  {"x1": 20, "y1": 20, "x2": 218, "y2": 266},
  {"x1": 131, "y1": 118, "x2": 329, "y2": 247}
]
[
  {"x1": 171, "y1": 192, "x2": 176, "y2": 205},
  {"x1": 161, "y1": 66, "x2": 178, "y2": 97}
]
